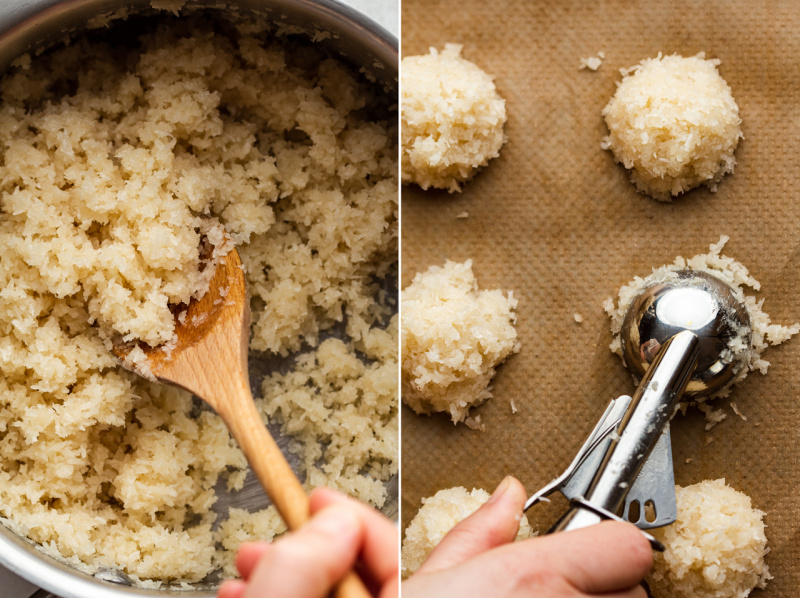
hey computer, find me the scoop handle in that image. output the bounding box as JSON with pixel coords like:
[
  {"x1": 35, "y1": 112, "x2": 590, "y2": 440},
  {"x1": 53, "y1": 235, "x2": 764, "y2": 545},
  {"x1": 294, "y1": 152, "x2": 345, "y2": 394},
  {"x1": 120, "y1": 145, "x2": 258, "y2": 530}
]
[{"x1": 550, "y1": 330, "x2": 699, "y2": 535}]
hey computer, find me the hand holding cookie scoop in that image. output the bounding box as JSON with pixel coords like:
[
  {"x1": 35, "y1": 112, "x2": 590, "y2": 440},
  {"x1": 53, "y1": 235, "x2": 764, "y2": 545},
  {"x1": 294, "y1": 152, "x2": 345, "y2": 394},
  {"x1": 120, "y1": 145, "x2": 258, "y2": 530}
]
[{"x1": 526, "y1": 270, "x2": 751, "y2": 545}]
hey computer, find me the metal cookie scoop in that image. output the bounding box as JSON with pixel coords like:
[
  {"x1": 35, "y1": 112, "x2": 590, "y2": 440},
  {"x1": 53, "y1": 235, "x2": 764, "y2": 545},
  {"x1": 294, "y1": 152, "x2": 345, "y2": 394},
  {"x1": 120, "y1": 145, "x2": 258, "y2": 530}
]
[
  {"x1": 525, "y1": 269, "x2": 751, "y2": 547},
  {"x1": 621, "y1": 270, "x2": 752, "y2": 398}
]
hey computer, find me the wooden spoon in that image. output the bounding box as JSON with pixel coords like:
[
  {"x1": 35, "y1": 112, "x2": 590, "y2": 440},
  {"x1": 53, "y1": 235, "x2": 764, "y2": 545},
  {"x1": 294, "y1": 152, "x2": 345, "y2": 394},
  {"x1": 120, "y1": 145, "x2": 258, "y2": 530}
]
[{"x1": 114, "y1": 247, "x2": 371, "y2": 598}]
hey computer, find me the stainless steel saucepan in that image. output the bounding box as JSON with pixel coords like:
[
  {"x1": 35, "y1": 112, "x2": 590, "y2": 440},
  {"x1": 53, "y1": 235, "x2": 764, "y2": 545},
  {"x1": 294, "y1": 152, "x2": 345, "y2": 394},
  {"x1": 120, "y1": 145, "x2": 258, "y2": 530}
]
[{"x1": 0, "y1": 2, "x2": 397, "y2": 596}]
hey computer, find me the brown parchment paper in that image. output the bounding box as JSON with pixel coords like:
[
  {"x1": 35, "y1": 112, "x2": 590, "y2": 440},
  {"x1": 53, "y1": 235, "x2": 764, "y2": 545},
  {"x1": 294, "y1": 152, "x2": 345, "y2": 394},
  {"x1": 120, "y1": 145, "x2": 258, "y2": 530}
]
[{"x1": 400, "y1": 0, "x2": 800, "y2": 593}]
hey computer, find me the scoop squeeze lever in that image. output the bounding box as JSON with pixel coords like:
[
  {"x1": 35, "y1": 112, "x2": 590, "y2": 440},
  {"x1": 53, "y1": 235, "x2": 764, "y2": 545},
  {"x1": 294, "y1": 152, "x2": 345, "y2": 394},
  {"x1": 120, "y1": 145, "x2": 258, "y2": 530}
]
[{"x1": 525, "y1": 270, "x2": 751, "y2": 548}]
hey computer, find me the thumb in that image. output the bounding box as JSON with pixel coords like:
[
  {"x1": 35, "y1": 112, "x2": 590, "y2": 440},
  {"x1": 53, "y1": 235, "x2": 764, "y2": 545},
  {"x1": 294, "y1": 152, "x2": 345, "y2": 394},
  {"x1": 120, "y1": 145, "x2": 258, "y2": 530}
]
[{"x1": 417, "y1": 476, "x2": 528, "y2": 575}]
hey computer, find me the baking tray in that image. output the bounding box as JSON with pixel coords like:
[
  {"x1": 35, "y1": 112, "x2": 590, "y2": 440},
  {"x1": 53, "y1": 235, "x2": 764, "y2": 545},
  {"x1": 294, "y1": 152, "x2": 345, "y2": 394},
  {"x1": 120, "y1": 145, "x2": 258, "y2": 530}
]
[{"x1": 401, "y1": 0, "x2": 800, "y2": 593}]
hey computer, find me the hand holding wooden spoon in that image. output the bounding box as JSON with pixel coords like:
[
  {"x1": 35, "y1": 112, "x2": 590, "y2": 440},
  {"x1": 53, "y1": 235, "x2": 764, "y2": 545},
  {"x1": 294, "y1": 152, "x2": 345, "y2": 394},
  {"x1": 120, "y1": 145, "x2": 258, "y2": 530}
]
[{"x1": 114, "y1": 247, "x2": 371, "y2": 598}]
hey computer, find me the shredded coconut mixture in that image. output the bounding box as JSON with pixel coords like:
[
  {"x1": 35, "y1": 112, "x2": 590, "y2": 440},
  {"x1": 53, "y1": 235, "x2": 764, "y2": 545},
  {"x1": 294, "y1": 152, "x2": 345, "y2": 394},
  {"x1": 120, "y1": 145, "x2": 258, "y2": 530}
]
[
  {"x1": 259, "y1": 323, "x2": 398, "y2": 507},
  {"x1": 401, "y1": 486, "x2": 533, "y2": 579},
  {"x1": 401, "y1": 44, "x2": 507, "y2": 192},
  {"x1": 401, "y1": 260, "x2": 519, "y2": 426},
  {"x1": 649, "y1": 479, "x2": 770, "y2": 598},
  {"x1": 602, "y1": 53, "x2": 742, "y2": 201},
  {"x1": 0, "y1": 17, "x2": 397, "y2": 585},
  {"x1": 604, "y1": 237, "x2": 799, "y2": 400}
]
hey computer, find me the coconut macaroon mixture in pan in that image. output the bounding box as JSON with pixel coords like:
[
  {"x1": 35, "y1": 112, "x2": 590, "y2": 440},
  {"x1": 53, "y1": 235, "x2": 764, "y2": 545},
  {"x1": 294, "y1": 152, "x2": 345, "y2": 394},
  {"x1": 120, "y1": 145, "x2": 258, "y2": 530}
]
[{"x1": 0, "y1": 15, "x2": 397, "y2": 585}]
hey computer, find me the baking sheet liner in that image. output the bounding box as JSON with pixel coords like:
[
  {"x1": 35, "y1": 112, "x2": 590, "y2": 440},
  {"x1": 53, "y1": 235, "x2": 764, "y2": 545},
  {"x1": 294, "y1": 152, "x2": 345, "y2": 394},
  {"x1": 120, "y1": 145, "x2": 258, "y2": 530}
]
[{"x1": 400, "y1": 0, "x2": 800, "y2": 592}]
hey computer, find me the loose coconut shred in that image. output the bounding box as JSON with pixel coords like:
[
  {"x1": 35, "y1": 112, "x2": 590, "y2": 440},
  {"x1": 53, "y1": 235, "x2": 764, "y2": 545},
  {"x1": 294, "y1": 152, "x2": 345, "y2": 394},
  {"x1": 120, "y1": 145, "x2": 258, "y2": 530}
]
[
  {"x1": 604, "y1": 237, "x2": 800, "y2": 405},
  {"x1": 0, "y1": 17, "x2": 397, "y2": 585}
]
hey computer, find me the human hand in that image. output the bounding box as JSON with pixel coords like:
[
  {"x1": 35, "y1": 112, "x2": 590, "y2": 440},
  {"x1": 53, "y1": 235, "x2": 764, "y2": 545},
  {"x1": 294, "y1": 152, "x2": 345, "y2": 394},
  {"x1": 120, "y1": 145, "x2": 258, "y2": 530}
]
[
  {"x1": 218, "y1": 487, "x2": 399, "y2": 598},
  {"x1": 403, "y1": 476, "x2": 653, "y2": 597}
]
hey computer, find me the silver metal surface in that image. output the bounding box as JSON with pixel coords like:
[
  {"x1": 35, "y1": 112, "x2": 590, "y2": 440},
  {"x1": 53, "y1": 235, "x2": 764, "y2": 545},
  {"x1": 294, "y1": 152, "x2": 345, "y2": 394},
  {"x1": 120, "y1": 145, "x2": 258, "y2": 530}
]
[
  {"x1": 0, "y1": 2, "x2": 398, "y2": 597},
  {"x1": 529, "y1": 269, "x2": 751, "y2": 541},
  {"x1": 550, "y1": 330, "x2": 698, "y2": 535},
  {"x1": 525, "y1": 395, "x2": 632, "y2": 511},
  {"x1": 621, "y1": 269, "x2": 752, "y2": 398},
  {"x1": 621, "y1": 425, "x2": 676, "y2": 530},
  {"x1": 551, "y1": 330, "x2": 698, "y2": 531},
  {"x1": 0, "y1": 0, "x2": 397, "y2": 88},
  {"x1": 567, "y1": 497, "x2": 664, "y2": 552},
  {"x1": 524, "y1": 395, "x2": 678, "y2": 531}
]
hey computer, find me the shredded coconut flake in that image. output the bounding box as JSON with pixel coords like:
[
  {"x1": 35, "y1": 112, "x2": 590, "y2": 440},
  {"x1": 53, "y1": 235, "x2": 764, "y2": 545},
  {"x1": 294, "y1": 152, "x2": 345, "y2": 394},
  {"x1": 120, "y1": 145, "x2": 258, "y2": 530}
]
[
  {"x1": 0, "y1": 17, "x2": 397, "y2": 585},
  {"x1": 122, "y1": 346, "x2": 157, "y2": 382},
  {"x1": 698, "y1": 403, "x2": 728, "y2": 430},
  {"x1": 150, "y1": 0, "x2": 186, "y2": 15},
  {"x1": 579, "y1": 54, "x2": 604, "y2": 71}
]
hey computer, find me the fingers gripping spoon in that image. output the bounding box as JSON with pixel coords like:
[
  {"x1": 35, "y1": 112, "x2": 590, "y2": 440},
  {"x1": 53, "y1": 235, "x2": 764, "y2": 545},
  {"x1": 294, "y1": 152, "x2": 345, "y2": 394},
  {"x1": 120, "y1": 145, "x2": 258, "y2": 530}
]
[
  {"x1": 526, "y1": 270, "x2": 752, "y2": 547},
  {"x1": 114, "y1": 247, "x2": 371, "y2": 598}
]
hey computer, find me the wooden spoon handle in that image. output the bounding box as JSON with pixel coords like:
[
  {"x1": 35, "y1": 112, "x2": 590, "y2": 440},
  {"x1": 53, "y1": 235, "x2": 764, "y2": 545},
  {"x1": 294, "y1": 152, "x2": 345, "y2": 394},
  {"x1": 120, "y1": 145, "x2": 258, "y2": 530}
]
[
  {"x1": 221, "y1": 388, "x2": 372, "y2": 598},
  {"x1": 334, "y1": 571, "x2": 374, "y2": 598},
  {"x1": 224, "y1": 392, "x2": 309, "y2": 528}
]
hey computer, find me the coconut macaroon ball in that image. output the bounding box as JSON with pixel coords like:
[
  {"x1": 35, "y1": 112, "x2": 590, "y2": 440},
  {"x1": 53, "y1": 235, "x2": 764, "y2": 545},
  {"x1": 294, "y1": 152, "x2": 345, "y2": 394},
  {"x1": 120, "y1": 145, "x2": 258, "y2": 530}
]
[
  {"x1": 401, "y1": 260, "x2": 519, "y2": 428},
  {"x1": 602, "y1": 53, "x2": 742, "y2": 201},
  {"x1": 649, "y1": 479, "x2": 770, "y2": 598},
  {"x1": 401, "y1": 486, "x2": 533, "y2": 578},
  {"x1": 401, "y1": 44, "x2": 507, "y2": 192}
]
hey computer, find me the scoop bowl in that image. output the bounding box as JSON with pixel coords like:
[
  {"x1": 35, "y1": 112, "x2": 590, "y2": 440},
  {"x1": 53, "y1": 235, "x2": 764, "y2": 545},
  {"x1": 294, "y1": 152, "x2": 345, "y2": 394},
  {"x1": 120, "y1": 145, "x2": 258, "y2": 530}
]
[{"x1": 620, "y1": 269, "x2": 752, "y2": 398}]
